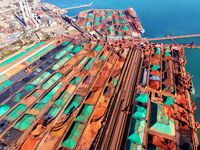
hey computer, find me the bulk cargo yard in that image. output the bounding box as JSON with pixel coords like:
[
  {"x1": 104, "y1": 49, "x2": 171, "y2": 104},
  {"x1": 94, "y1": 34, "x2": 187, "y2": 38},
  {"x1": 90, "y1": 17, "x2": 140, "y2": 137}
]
[{"x1": 0, "y1": 7, "x2": 199, "y2": 150}]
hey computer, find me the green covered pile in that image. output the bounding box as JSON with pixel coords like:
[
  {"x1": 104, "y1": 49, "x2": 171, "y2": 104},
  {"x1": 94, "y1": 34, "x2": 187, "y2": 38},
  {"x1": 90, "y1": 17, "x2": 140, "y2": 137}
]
[
  {"x1": 75, "y1": 104, "x2": 94, "y2": 123},
  {"x1": 26, "y1": 44, "x2": 54, "y2": 63},
  {"x1": 94, "y1": 45, "x2": 103, "y2": 52},
  {"x1": 33, "y1": 82, "x2": 62, "y2": 112},
  {"x1": 84, "y1": 58, "x2": 95, "y2": 70},
  {"x1": 87, "y1": 13, "x2": 93, "y2": 18},
  {"x1": 106, "y1": 11, "x2": 112, "y2": 18},
  {"x1": 14, "y1": 114, "x2": 35, "y2": 130},
  {"x1": 133, "y1": 105, "x2": 147, "y2": 120},
  {"x1": 31, "y1": 71, "x2": 51, "y2": 86},
  {"x1": 54, "y1": 44, "x2": 74, "y2": 59},
  {"x1": 150, "y1": 103, "x2": 175, "y2": 136},
  {"x1": 69, "y1": 77, "x2": 82, "y2": 85},
  {"x1": 5, "y1": 104, "x2": 27, "y2": 121},
  {"x1": 118, "y1": 11, "x2": 123, "y2": 17},
  {"x1": 100, "y1": 16, "x2": 105, "y2": 22},
  {"x1": 154, "y1": 47, "x2": 161, "y2": 55},
  {"x1": 41, "y1": 73, "x2": 62, "y2": 90},
  {"x1": 0, "y1": 41, "x2": 45, "y2": 68},
  {"x1": 135, "y1": 94, "x2": 148, "y2": 103},
  {"x1": 163, "y1": 96, "x2": 174, "y2": 106},
  {"x1": 122, "y1": 25, "x2": 129, "y2": 31},
  {"x1": 94, "y1": 17, "x2": 99, "y2": 26},
  {"x1": 150, "y1": 65, "x2": 160, "y2": 71},
  {"x1": 164, "y1": 50, "x2": 171, "y2": 57},
  {"x1": 128, "y1": 119, "x2": 146, "y2": 146},
  {"x1": 86, "y1": 21, "x2": 92, "y2": 27},
  {"x1": 51, "y1": 54, "x2": 73, "y2": 70},
  {"x1": 120, "y1": 19, "x2": 126, "y2": 24},
  {"x1": 72, "y1": 45, "x2": 83, "y2": 54},
  {"x1": 64, "y1": 95, "x2": 83, "y2": 114},
  {"x1": 0, "y1": 80, "x2": 13, "y2": 92},
  {"x1": 0, "y1": 104, "x2": 10, "y2": 117},
  {"x1": 61, "y1": 122, "x2": 84, "y2": 149}
]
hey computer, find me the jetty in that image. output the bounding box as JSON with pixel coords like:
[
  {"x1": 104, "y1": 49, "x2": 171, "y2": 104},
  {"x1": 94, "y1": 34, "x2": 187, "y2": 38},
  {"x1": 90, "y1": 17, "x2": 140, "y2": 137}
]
[
  {"x1": 62, "y1": 2, "x2": 93, "y2": 11},
  {"x1": 147, "y1": 34, "x2": 200, "y2": 41},
  {"x1": 175, "y1": 44, "x2": 200, "y2": 49}
]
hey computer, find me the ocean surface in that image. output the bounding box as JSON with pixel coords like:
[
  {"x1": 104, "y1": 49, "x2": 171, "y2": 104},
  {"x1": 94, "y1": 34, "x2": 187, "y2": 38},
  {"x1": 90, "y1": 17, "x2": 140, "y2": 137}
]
[{"x1": 44, "y1": 0, "x2": 200, "y2": 139}]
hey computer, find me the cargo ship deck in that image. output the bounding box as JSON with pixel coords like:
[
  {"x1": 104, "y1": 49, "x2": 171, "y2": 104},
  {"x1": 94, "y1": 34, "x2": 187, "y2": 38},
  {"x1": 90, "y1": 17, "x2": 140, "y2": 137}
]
[{"x1": 0, "y1": 8, "x2": 198, "y2": 150}]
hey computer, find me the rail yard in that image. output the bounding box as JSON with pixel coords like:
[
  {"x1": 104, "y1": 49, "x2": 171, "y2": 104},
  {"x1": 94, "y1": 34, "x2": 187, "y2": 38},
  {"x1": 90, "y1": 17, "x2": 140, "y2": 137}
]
[{"x1": 0, "y1": 7, "x2": 199, "y2": 150}]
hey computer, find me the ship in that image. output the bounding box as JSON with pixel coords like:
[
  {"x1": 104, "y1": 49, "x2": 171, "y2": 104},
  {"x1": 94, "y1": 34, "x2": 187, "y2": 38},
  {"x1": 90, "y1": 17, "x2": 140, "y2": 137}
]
[{"x1": 190, "y1": 76, "x2": 196, "y2": 95}]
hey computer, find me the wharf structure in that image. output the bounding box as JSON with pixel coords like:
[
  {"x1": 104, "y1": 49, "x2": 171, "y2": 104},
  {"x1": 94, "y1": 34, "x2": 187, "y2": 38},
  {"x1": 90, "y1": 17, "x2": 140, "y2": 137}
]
[
  {"x1": 147, "y1": 34, "x2": 200, "y2": 41},
  {"x1": 0, "y1": 7, "x2": 198, "y2": 150}
]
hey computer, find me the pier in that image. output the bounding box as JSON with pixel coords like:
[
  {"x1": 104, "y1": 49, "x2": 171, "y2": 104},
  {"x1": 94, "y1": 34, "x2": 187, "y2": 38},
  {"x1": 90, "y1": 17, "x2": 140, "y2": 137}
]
[
  {"x1": 62, "y1": 2, "x2": 93, "y2": 11},
  {"x1": 146, "y1": 34, "x2": 200, "y2": 49},
  {"x1": 155, "y1": 43, "x2": 200, "y2": 49},
  {"x1": 174, "y1": 44, "x2": 200, "y2": 49},
  {"x1": 147, "y1": 34, "x2": 200, "y2": 41}
]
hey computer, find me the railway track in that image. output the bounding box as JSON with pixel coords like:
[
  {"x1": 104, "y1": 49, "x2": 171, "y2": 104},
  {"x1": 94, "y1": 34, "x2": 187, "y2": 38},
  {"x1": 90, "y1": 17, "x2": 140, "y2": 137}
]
[
  {"x1": 121, "y1": 48, "x2": 145, "y2": 148},
  {"x1": 90, "y1": 44, "x2": 142, "y2": 149},
  {"x1": 108, "y1": 48, "x2": 142, "y2": 150},
  {"x1": 91, "y1": 45, "x2": 134, "y2": 149}
]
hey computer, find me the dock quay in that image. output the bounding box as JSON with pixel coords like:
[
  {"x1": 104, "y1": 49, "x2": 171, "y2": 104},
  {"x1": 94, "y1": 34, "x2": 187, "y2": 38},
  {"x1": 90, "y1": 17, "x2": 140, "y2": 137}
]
[{"x1": 0, "y1": 8, "x2": 199, "y2": 150}]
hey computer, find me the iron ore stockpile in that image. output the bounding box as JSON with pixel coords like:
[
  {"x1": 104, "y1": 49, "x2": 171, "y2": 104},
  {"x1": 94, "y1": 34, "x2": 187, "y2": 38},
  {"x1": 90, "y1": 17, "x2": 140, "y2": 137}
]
[
  {"x1": 0, "y1": 8, "x2": 199, "y2": 150},
  {"x1": 75, "y1": 8, "x2": 144, "y2": 39}
]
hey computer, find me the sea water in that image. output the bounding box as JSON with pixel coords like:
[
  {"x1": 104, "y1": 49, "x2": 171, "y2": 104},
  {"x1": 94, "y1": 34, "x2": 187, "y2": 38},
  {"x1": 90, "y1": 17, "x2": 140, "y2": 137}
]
[
  {"x1": 44, "y1": 0, "x2": 200, "y2": 140},
  {"x1": 44, "y1": 0, "x2": 200, "y2": 36}
]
